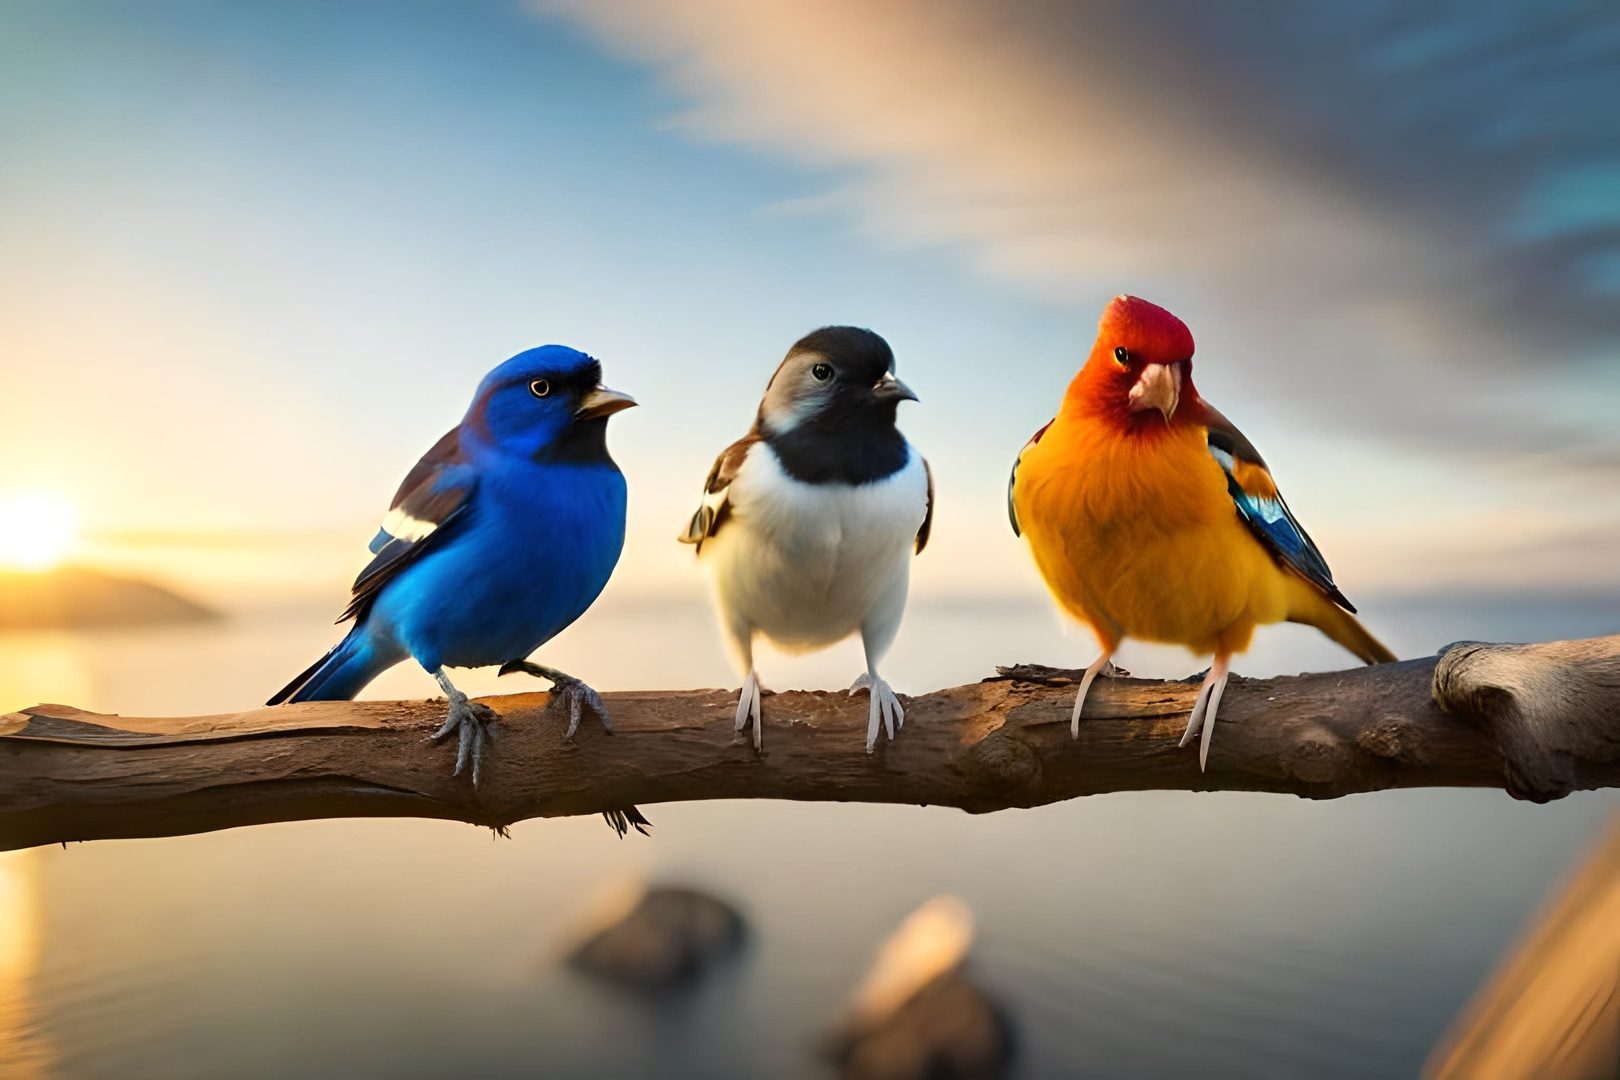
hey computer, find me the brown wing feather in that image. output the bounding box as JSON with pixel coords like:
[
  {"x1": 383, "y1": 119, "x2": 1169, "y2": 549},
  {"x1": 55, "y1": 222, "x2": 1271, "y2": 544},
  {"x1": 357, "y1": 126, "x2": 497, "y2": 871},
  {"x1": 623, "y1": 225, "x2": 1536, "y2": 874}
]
[
  {"x1": 680, "y1": 433, "x2": 761, "y2": 552},
  {"x1": 387, "y1": 427, "x2": 463, "y2": 510}
]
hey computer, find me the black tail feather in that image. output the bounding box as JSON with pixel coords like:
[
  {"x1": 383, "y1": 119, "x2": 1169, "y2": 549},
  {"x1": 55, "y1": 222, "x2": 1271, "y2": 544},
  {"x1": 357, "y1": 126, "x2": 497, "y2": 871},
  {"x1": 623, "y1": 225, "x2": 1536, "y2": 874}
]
[{"x1": 266, "y1": 643, "x2": 339, "y2": 706}]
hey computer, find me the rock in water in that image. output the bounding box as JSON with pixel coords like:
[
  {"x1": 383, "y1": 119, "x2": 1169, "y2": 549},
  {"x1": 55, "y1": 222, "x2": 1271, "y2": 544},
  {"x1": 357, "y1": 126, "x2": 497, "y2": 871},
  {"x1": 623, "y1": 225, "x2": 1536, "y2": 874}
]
[
  {"x1": 566, "y1": 884, "x2": 745, "y2": 989},
  {"x1": 829, "y1": 896, "x2": 1015, "y2": 1080},
  {"x1": 834, "y1": 972, "x2": 1014, "y2": 1080}
]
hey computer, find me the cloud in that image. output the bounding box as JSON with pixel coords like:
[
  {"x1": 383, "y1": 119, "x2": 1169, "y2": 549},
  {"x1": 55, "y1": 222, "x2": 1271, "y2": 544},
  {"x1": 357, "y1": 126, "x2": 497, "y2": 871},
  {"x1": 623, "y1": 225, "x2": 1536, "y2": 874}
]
[{"x1": 542, "y1": 0, "x2": 1620, "y2": 472}]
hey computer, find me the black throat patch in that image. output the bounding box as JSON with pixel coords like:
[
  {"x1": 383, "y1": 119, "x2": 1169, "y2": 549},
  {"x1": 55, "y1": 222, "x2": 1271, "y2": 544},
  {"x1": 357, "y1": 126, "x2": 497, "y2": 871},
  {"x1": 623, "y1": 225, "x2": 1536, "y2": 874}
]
[
  {"x1": 766, "y1": 407, "x2": 910, "y2": 485},
  {"x1": 533, "y1": 417, "x2": 620, "y2": 469}
]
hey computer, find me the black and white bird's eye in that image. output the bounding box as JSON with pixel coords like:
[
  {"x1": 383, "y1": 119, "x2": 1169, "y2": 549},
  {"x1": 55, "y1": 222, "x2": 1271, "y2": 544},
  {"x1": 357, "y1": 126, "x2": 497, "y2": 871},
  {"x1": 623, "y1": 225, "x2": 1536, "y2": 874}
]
[
  {"x1": 1114, "y1": 346, "x2": 1131, "y2": 367},
  {"x1": 529, "y1": 379, "x2": 551, "y2": 398},
  {"x1": 811, "y1": 362, "x2": 834, "y2": 382}
]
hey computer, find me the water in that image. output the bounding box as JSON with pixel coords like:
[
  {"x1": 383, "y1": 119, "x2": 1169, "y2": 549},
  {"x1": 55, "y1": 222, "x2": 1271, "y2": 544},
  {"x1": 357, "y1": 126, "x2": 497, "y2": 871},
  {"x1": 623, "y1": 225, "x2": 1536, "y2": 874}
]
[{"x1": 2, "y1": 590, "x2": 1618, "y2": 1078}]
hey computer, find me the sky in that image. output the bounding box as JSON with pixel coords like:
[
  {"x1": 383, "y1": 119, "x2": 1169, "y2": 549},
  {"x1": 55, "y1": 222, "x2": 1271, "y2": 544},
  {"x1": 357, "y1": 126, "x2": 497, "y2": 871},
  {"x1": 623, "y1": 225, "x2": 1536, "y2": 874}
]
[{"x1": 1, "y1": 0, "x2": 1617, "y2": 605}]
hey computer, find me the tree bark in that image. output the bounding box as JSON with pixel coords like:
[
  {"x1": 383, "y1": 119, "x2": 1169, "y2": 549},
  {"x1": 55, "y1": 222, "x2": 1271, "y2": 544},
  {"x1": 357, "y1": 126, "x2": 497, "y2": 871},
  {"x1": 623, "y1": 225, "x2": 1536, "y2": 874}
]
[{"x1": 3, "y1": 635, "x2": 1618, "y2": 851}]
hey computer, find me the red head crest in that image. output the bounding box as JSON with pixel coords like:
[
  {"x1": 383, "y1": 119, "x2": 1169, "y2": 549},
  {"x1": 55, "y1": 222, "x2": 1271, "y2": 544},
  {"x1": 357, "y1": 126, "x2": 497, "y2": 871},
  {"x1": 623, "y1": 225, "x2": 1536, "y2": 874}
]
[
  {"x1": 1096, "y1": 295, "x2": 1194, "y2": 365},
  {"x1": 1065, "y1": 296, "x2": 1199, "y2": 424}
]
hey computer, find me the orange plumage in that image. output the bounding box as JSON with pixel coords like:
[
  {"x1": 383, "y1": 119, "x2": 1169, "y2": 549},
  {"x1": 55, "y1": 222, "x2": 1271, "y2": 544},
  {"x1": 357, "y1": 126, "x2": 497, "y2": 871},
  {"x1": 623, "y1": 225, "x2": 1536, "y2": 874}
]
[{"x1": 1009, "y1": 295, "x2": 1394, "y2": 767}]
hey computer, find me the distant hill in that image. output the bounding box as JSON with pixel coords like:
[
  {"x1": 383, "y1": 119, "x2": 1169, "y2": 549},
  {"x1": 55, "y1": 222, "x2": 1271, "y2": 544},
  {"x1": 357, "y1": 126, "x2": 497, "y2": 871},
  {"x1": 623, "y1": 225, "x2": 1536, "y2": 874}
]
[{"x1": 0, "y1": 566, "x2": 218, "y2": 630}]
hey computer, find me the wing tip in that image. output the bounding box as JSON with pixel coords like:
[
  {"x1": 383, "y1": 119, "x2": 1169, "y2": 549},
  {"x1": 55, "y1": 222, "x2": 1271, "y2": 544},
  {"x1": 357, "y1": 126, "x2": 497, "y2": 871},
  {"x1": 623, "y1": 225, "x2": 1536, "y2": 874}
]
[{"x1": 680, "y1": 507, "x2": 711, "y2": 547}]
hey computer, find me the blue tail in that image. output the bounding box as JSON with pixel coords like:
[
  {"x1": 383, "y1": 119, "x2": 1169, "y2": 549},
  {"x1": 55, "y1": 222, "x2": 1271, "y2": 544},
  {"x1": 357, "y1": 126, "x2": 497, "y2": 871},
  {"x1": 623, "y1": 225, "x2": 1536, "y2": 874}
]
[{"x1": 267, "y1": 628, "x2": 382, "y2": 705}]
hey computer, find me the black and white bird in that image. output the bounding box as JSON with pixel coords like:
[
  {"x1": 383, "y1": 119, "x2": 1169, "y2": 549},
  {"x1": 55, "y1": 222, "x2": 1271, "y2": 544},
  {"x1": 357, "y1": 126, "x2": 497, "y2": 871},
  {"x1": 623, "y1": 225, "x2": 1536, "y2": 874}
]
[{"x1": 681, "y1": 326, "x2": 932, "y2": 752}]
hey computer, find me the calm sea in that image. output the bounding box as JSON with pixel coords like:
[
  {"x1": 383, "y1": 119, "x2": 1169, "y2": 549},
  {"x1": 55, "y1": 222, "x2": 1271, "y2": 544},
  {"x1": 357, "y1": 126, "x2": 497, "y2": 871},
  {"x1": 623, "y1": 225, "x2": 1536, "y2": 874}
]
[{"x1": 2, "y1": 590, "x2": 1617, "y2": 1078}]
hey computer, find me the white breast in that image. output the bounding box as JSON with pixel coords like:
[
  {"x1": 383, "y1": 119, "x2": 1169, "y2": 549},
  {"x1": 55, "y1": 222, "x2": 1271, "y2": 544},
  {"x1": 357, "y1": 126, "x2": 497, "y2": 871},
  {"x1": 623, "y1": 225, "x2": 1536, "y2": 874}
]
[{"x1": 702, "y1": 444, "x2": 928, "y2": 651}]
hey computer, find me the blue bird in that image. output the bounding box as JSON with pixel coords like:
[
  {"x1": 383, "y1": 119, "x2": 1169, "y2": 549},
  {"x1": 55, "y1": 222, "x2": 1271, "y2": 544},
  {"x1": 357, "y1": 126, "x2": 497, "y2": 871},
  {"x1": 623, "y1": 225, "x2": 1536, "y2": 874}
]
[{"x1": 268, "y1": 345, "x2": 638, "y2": 797}]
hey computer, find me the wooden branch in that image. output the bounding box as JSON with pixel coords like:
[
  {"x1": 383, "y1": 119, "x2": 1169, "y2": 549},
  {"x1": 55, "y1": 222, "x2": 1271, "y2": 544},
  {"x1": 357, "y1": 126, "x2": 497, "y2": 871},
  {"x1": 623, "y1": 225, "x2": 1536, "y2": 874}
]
[{"x1": 4, "y1": 635, "x2": 1618, "y2": 851}]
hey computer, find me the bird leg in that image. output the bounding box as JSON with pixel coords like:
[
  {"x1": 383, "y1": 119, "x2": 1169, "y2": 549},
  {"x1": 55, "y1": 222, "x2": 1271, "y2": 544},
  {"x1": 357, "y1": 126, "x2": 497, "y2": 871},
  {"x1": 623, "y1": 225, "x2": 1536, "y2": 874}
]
[
  {"x1": 498, "y1": 660, "x2": 611, "y2": 739},
  {"x1": 429, "y1": 670, "x2": 499, "y2": 786},
  {"x1": 1070, "y1": 648, "x2": 1118, "y2": 739},
  {"x1": 734, "y1": 668, "x2": 764, "y2": 750},
  {"x1": 1177, "y1": 654, "x2": 1231, "y2": 771}
]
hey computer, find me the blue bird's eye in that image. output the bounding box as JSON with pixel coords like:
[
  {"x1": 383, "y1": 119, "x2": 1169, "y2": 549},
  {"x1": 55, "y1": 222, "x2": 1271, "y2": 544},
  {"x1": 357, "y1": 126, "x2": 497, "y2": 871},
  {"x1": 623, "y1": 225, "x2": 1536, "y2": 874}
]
[
  {"x1": 1114, "y1": 346, "x2": 1131, "y2": 367},
  {"x1": 529, "y1": 379, "x2": 551, "y2": 398},
  {"x1": 811, "y1": 363, "x2": 833, "y2": 382}
]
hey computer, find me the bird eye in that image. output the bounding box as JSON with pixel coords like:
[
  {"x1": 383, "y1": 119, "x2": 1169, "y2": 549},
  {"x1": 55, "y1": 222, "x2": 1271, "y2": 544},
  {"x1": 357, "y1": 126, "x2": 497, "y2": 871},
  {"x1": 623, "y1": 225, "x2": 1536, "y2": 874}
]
[
  {"x1": 529, "y1": 379, "x2": 551, "y2": 398},
  {"x1": 811, "y1": 362, "x2": 834, "y2": 382},
  {"x1": 1114, "y1": 346, "x2": 1131, "y2": 367}
]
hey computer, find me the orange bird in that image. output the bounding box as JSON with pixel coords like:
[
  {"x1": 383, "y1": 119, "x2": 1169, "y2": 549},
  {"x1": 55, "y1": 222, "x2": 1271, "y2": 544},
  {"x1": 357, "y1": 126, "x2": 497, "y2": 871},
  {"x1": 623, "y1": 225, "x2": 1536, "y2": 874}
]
[{"x1": 1008, "y1": 295, "x2": 1395, "y2": 768}]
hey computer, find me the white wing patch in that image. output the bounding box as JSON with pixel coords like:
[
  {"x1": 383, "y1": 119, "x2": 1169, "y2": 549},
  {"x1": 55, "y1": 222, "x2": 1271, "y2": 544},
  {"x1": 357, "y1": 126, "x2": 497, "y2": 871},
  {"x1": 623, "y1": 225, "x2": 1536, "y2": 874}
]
[{"x1": 380, "y1": 506, "x2": 441, "y2": 545}]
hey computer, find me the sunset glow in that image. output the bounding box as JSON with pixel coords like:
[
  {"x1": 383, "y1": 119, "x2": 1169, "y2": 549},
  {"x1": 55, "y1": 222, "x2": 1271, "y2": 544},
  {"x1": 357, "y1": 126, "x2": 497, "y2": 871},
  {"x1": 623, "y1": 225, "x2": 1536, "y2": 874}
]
[{"x1": 0, "y1": 494, "x2": 78, "y2": 571}]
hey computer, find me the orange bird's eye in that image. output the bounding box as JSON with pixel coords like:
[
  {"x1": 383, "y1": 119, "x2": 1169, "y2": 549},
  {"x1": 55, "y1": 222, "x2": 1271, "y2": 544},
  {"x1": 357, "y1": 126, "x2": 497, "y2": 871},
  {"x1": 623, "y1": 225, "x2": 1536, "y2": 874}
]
[{"x1": 1113, "y1": 346, "x2": 1131, "y2": 367}]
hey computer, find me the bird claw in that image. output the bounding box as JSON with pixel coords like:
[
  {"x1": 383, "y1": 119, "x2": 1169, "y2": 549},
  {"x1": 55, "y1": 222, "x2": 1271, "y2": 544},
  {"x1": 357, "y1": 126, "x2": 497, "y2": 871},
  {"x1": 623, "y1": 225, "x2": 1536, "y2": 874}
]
[
  {"x1": 551, "y1": 675, "x2": 610, "y2": 740},
  {"x1": 1070, "y1": 651, "x2": 1117, "y2": 740},
  {"x1": 734, "y1": 670, "x2": 763, "y2": 750},
  {"x1": 431, "y1": 694, "x2": 499, "y2": 787},
  {"x1": 500, "y1": 660, "x2": 611, "y2": 738},
  {"x1": 1179, "y1": 681, "x2": 1213, "y2": 748},
  {"x1": 854, "y1": 674, "x2": 904, "y2": 753},
  {"x1": 1178, "y1": 658, "x2": 1231, "y2": 771}
]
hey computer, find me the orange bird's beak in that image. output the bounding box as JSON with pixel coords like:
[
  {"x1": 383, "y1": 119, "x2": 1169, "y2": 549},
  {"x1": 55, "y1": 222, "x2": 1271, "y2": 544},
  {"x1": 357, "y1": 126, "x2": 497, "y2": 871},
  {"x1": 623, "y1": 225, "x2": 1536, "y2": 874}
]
[{"x1": 1127, "y1": 362, "x2": 1183, "y2": 421}]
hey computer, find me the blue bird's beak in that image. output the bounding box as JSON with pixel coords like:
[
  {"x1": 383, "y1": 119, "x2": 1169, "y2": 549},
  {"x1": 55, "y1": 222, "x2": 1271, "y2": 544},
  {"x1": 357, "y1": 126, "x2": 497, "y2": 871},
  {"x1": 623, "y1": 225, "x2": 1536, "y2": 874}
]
[{"x1": 575, "y1": 385, "x2": 638, "y2": 421}]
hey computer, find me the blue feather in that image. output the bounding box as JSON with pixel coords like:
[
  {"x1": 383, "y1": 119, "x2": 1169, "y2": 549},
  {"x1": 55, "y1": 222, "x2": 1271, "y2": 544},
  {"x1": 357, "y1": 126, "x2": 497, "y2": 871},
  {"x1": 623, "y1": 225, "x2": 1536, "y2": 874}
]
[{"x1": 1206, "y1": 409, "x2": 1356, "y2": 613}]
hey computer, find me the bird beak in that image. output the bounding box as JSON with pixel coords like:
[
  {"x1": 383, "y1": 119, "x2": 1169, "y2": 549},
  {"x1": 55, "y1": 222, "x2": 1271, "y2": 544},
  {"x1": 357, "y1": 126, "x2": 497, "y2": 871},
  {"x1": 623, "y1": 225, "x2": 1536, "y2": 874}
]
[
  {"x1": 575, "y1": 385, "x2": 638, "y2": 420},
  {"x1": 873, "y1": 371, "x2": 918, "y2": 403},
  {"x1": 1127, "y1": 362, "x2": 1182, "y2": 421}
]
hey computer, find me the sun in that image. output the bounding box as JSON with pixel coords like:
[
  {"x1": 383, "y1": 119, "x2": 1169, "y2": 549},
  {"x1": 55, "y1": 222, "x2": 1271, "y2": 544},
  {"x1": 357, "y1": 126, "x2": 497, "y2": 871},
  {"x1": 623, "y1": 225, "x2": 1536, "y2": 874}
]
[{"x1": 0, "y1": 493, "x2": 79, "y2": 571}]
